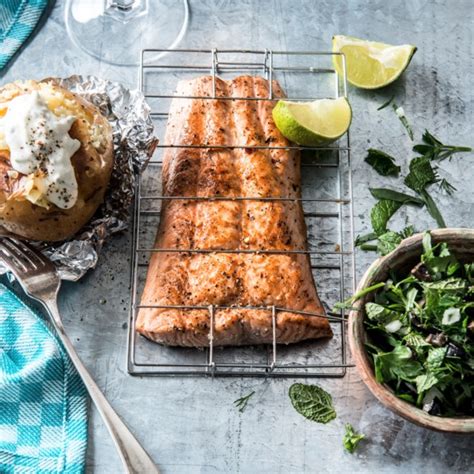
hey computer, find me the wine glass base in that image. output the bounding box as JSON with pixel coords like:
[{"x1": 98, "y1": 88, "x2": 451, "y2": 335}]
[
  {"x1": 104, "y1": 0, "x2": 148, "y2": 22},
  {"x1": 65, "y1": 0, "x2": 189, "y2": 66}
]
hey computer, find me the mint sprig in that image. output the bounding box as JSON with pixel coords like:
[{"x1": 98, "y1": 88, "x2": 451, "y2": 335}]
[{"x1": 359, "y1": 108, "x2": 471, "y2": 255}]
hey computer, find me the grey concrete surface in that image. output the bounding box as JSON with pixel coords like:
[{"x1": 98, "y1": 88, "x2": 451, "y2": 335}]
[{"x1": 1, "y1": 1, "x2": 473, "y2": 473}]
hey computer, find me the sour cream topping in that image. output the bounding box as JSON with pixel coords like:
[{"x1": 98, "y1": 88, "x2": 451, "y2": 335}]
[{"x1": 1, "y1": 91, "x2": 81, "y2": 209}]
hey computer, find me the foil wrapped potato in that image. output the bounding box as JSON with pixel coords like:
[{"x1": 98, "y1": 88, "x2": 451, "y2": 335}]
[{"x1": 0, "y1": 80, "x2": 113, "y2": 242}]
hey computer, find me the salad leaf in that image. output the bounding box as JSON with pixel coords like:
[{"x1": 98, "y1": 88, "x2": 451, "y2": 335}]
[
  {"x1": 426, "y1": 347, "x2": 447, "y2": 371},
  {"x1": 373, "y1": 345, "x2": 423, "y2": 383},
  {"x1": 343, "y1": 424, "x2": 365, "y2": 453},
  {"x1": 370, "y1": 200, "x2": 402, "y2": 235},
  {"x1": 421, "y1": 238, "x2": 459, "y2": 278},
  {"x1": 404, "y1": 332, "x2": 431, "y2": 354},
  {"x1": 289, "y1": 383, "x2": 336, "y2": 424},
  {"x1": 415, "y1": 373, "x2": 439, "y2": 393},
  {"x1": 365, "y1": 302, "x2": 400, "y2": 326},
  {"x1": 356, "y1": 233, "x2": 474, "y2": 416},
  {"x1": 365, "y1": 149, "x2": 401, "y2": 177}
]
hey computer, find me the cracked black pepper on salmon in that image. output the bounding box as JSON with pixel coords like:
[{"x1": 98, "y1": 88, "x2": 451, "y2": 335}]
[{"x1": 137, "y1": 75, "x2": 332, "y2": 346}]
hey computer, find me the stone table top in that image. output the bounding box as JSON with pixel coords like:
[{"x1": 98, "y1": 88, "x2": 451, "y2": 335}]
[{"x1": 1, "y1": 1, "x2": 473, "y2": 472}]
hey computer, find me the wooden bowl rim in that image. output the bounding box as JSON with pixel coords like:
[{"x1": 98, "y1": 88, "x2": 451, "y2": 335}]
[{"x1": 348, "y1": 228, "x2": 474, "y2": 433}]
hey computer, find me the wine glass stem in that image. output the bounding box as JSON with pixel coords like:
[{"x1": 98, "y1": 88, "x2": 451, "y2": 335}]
[{"x1": 108, "y1": 0, "x2": 142, "y2": 11}]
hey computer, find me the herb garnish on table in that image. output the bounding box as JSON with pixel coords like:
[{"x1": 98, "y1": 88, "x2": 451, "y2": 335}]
[{"x1": 359, "y1": 123, "x2": 471, "y2": 255}]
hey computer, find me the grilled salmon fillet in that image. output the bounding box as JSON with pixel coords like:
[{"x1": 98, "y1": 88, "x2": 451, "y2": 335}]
[{"x1": 136, "y1": 75, "x2": 332, "y2": 346}]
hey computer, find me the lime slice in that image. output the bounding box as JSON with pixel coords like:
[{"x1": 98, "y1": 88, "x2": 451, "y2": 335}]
[
  {"x1": 272, "y1": 97, "x2": 351, "y2": 146},
  {"x1": 332, "y1": 35, "x2": 416, "y2": 89}
]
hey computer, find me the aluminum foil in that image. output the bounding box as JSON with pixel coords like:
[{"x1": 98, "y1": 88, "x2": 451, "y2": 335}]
[{"x1": 1, "y1": 75, "x2": 158, "y2": 281}]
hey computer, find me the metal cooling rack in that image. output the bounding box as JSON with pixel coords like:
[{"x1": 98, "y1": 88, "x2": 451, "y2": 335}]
[{"x1": 127, "y1": 49, "x2": 355, "y2": 377}]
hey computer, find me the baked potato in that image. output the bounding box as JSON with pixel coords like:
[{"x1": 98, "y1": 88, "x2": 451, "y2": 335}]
[{"x1": 0, "y1": 80, "x2": 114, "y2": 242}]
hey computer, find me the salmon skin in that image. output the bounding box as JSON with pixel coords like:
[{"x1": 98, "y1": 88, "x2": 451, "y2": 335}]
[{"x1": 137, "y1": 75, "x2": 332, "y2": 347}]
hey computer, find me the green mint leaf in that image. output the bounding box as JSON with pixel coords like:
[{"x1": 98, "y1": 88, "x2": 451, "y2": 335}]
[
  {"x1": 403, "y1": 156, "x2": 447, "y2": 228},
  {"x1": 369, "y1": 188, "x2": 424, "y2": 206},
  {"x1": 358, "y1": 227, "x2": 415, "y2": 256},
  {"x1": 289, "y1": 383, "x2": 337, "y2": 424},
  {"x1": 421, "y1": 235, "x2": 460, "y2": 279},
  {"x1": 370, "y1": 199, "x2": 402, "y2": 235},
  {"x1": 373, "y1": 227, "x2": 416, "y2": 257},
  {"x1": 404, "y1": 333, "x2": 431, "y2": 354},
  {"x1": 377, "y1": 231, "x2": 403, "y2": 256},
  {"x1": 365, "y1": 302, "x2": 404, "y2": 333},
  {"x1": 426, "y1": 347, "x2": 447, "y2": 371},
  {"x1": 373, "y1": 345, "x2": 423, "y2": 384},
  {"x1": 365, "y1": 149, "x2": 401, "y2": 177},
  {"x1": 343, "y1": 424, "x2": 365, "y2": 454},
  {"x1": 404, "y1": 156, "x2": 439, "y2": 192},
  {"x1": 365, "y1": 302, "x2": 389, "y2": 321},
  {"x1": 415, "y1": 373, "x2": 439, "y2": 394},
  {"x1": 423, "y1": 277, "x2": 466, "y2": 292},
  {"x1": 392, "y1": 103, "x2": 414, "y2": 140}
]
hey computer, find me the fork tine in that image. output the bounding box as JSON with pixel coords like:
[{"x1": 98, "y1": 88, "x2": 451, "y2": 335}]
[
  {"x1": 0, "y1": 239, "x2": 30, "y2": 273},
  {"x1": 10, "y1": 238, "x2": 56, "y2": 270},
  {"x1": 9, "y1": 238, "x2": 50, "y2": 268},
  {"x1": 0, "y1": 237, "x2": 60, "y2": 300},
  {"x1": 2, "y1": 238, "x2": 40, "y2": 269},
  {"x1": 0, "y1": 238, "x2": 56, "y2": 275}
]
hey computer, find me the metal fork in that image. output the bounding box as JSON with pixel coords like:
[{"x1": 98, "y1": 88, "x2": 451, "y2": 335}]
[{"x1": 0, "y1": 237, "x2": 159, "y2": 474}]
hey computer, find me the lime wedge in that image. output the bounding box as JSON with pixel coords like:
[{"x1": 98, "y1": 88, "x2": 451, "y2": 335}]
[
  {"x1": 332, "y1": 35, "x2": 417, "y2": 89},
  {"x1": 272, "y1": 97, "x2": 351, "y2": 146}
]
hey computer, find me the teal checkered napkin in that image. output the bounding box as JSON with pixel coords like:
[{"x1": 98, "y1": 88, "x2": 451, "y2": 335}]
[
  {"x1": 0, "y1": 284, "x2": 88, "y2": 474},
  {"x1": 0, "y1": 0, "x2": 49, "y2": 70}
]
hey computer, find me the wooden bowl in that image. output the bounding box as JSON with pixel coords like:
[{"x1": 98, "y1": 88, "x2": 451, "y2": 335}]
[{"x1": 348, "y1": 228, "x2": 474, "y2": 433}]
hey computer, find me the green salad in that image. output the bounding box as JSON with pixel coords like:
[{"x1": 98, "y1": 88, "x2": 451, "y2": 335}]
[{"x1": 362, "y1": 233, "x2": 474, "y2": 416}]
